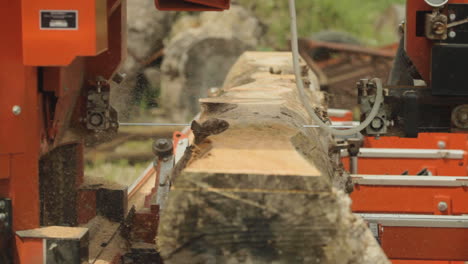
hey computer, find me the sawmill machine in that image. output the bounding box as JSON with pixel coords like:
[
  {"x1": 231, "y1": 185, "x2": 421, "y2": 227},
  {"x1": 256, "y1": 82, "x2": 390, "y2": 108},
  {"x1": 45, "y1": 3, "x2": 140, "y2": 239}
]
[
  {"x1": 0, "y1": 0, "x2": 229, "y2": 263},
  {"x1": 360, "y1": 0, "x2": 468, "y2": 138},
  {"x1": 1, "y1": 0, "x2": 468, "y2": 263}
]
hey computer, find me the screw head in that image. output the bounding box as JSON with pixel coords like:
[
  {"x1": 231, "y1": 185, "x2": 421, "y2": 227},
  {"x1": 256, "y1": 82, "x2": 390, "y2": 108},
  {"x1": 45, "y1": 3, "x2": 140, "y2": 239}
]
[
  {"x1": 371, "y1": 118, "x2": 384, "y2": 130},
  {"x1": 437, "y1": 141, "x2": 447, "y2": 149},
  {"x1": 112, "y1": 72, "x2": 127, "y2": 84},
  {"x1": 449, "y1": 13, "x2": 457, "y2": 21},
  {"x1": 0, "y1": 213, "x2": 6, "y2": 221},
  {"x1": 0, "y1": 201, "x2": 5, "y2": 210},
  {"x1": 438, "y1": 201, "x2": 448, "y2": 212},
  {"x1": 449, "y1": 30, "x2": 457, "y2": 38},
  {"x1": 12, "y1": 105, "x2": 21, "y2": 116},
  {"x1": 157, "y1": 139, "x2": 169, "y2": 148},
  {"x1": 153, "y1": 138, "x2": 173, "y2": 157}
]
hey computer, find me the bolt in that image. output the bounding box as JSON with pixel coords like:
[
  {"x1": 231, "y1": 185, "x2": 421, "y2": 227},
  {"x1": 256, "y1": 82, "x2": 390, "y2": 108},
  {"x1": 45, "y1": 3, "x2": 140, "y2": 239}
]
[
  {"x1": 153, "y1": 138, "x2": 173, "y2": 157},
  {"x1": 112, "y1": 72, "x2": 127, "y2": 84},
  {"x1": 449, "y1": 30, "x2": 457, "y2": 38},
  {"x1": 208, "y1": 87, "x2": 221, "y2": 98},
  {"x1": 438, "y1": 201, "x2": 448, "y2": 212},
  {"x1": 0, "y1": 201, "x2": 4, "y2": 210},
  {"x1": 0, "y1": 213, "x2": 6, "y2": 221},
  {"x1": 12, "y1": 105, "x2": 21, "y2": 116},
  {"x1": 157, "y1": 139, "x2": 169, "y2": 148},
  {"x1": 371, "y1": 118, "x2": 384, "y2": 130},
  {"x1": 89, "y1": 114, "x2": 103, "y2": 126},
  {"x1": 449, "y1": 13, "x2": 456, "y2": 21},
  {"x1": 460, "y1": 112, "x2": 468, "y2": 122},
  {"x1": 438, "y1": 141, "x2": 447, "y2": 149},
  {"x1": 433, "y1": 21, "x2": 446, "y2": 35}
]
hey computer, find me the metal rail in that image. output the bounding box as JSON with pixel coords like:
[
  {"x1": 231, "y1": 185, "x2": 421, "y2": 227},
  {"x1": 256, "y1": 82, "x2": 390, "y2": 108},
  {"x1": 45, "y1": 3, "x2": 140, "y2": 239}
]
[
  {"x1": 352, "y1": 175, "x2": 468, "y2": 187},
  {"x1": 360, "y1": 213, "x2": 468, "y2": 228},
  {"x1": 341, "y1": 148, "x2": 464, "y2": 159}
]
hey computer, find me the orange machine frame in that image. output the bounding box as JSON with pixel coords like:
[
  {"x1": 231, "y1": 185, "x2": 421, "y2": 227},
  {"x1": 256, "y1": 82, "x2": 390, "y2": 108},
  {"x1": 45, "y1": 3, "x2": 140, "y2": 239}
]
[{"x1": 1, "y1": 0, "x2": 126, "y2": 262}]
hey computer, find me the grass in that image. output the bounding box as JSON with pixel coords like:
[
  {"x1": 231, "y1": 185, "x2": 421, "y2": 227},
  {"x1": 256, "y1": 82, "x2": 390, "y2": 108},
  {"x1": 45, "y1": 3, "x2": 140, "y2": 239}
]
[
  {"x1": 85, "y1": 160, "x2": 148, "y2": 187},
  {"x1": 85, "y1": 139, "x2": 154, "y2": 186},
  {"x1": 237, "y1": 0, "x2": 406, "y2": 49}
]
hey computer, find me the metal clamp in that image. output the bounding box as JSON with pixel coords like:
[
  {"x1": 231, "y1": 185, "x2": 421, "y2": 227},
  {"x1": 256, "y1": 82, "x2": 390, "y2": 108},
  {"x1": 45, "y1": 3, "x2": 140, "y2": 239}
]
[{"x1": 0, "y1": 198, "x2": 11, "y2": 232}]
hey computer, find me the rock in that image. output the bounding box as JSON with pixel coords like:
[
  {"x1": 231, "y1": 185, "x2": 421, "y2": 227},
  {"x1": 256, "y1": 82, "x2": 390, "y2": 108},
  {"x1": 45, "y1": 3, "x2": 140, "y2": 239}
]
[
  {"x1": 111, "y1": 0, "x2": 176, "y2": 119},
  {"x1": 160, "y1": 5, "x2": 265, "y2": 121}
]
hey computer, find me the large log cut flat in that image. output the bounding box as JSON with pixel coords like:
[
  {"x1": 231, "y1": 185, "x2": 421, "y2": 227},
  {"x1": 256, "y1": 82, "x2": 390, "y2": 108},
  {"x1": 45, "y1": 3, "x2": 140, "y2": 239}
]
[{"x1": 157, "y1": 52, "x2": 389, "y2": 264}]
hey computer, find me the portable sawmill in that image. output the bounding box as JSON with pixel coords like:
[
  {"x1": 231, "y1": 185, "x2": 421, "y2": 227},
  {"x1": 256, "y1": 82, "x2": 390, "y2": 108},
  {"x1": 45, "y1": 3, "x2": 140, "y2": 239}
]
[{"x1": 1, "y1": 0, "x2": 468, "y2": 263}]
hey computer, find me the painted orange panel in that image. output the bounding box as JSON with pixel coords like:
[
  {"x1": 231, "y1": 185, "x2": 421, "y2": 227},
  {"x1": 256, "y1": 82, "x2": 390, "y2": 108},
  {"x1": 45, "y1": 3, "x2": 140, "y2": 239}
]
[
  {"x1": 0, "y1": 155, "x2": 10, "y2": 179},
  {"x1": 351, "y1": 186, "x2": 468, "y2": 215},
  {"x1": 393, "y1": 260, "x2": 464, "y2": 264},
  {"x1": 21, "y1": 0, "x2": 108, "y2": 65},
  {"x1": 16, "y1": 237, "x2": 43, "y2": 264},
  {"x1": 382, "y1": 227, "x2": 468, "y2": 260},
  {"x1": 365, "y1": 134, "x2": 468, "y2": 150},
  {"x1": 343, "y1": 156, "x2": 466, "y2": 176}
]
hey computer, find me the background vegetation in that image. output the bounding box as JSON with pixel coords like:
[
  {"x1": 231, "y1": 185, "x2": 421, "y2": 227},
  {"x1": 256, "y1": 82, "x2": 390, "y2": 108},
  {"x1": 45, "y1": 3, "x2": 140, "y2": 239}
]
[{"x1": 237, "y1": 0, "x2": 406, "y2": 49}]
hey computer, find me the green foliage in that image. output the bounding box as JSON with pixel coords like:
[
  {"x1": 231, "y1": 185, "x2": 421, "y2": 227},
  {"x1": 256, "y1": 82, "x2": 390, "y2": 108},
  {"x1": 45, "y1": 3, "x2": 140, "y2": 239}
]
[{"x1": 237, "y1": 0, "x2": 406, "y2": 48}]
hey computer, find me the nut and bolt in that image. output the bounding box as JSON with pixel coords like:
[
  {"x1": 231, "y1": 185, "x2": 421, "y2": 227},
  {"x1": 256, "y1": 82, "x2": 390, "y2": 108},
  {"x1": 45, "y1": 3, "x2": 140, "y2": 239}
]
[
  {"x1": 112, "y1": 72, "x2": 127, "y2": 84},
  {"x1": 12, "y1": 105, "x2": 22, "y2": 116},
  {"x1": 208, "y1": 87, "x2": 221, "y2": 98},
  {"x1": 157, "y1": 139, "x2": 169, "y2": 148},
  {"x1": 371, "y1": 118, "x2": 384, "y2": 130},
  {"x1": 433, "y1": 21, "x2": 446, "y2": 35},
  {"x1": 153, "y1": 138, "x2": 173, "y2": 157},
  {"x1": 449, "y1": 13, "x2": 456, "y2": 21},
  {"x1": 0, "y1": 213, "x2": 6, "y2": 221},
  {"x1": 449, "y1": 30, "x2": 457, "y2": 38},
  {"x1": 438, "y1": 201, "x2": 448, "y2": 212},
  {"x1": 438, "y1": 141, "x2": 447, "y2": 149}
]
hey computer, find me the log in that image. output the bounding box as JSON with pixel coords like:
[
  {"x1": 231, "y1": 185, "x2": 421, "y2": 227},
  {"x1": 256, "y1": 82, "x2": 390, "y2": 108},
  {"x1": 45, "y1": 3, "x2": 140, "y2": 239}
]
[{"x1": 157, "y1": 52, "x2": 389, "y2": 263}]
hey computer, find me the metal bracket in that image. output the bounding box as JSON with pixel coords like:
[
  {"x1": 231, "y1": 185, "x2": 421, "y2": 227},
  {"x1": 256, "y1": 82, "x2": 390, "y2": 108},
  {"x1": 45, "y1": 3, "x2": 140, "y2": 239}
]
[
  {"x1": 155, "y1": 156, "x2": 174, "y2": 210},
  {"x1": 0, "y1": 198, "x2": 12, "y2": 264},
  {"x1": 0, "y1": 198, "x2": 12, "y2": 233}
]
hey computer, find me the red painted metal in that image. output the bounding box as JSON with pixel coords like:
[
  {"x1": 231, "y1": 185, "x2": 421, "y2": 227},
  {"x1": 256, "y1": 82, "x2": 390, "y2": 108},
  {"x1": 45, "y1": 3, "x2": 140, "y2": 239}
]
[
  {"x1": 382, "y1": 227, "x2": 468, "y2": 260},
  {"x1": 155, "y1": 0, "x2": 230, "y2": 11},
  {"x1": 1, "y1": 0, "x2": 126, "y2": 262},
  {"x1": 342, "y1": 133, "x2": 468, "y2": 176},
  {"x1": 76, "y1": 189, "x2": 97, "y2": 225},
  {"x1": 365, "y1": 134, "x2": 468, "y2": 150},
  {"x1": 0, "y1": 0, "x2": 41, "y2": 240},
  {"x1": 21, "y1": 0, "x2": 108, "y2": 66},
  {"x1": 132, "y1": 205, "x2": 159, "y2": 243},
  {"x1": 405, "y1": 0, "x2": 468, "y2": 83},
  {"x1": 16, "y1": 237, "x2": 43, "y2": 264},
  {"x1": 86, "y1": 0, "x2": 127, "y2": 80},
  {"x1": 343, "y1": 156, "x2": 467, "y2": 176},
  {"x1": 351, "y1": 185, "x2": 468, "y2": 214},
  {"x1": 393, "y1": 261, "x2": 464, "y2": 264}
]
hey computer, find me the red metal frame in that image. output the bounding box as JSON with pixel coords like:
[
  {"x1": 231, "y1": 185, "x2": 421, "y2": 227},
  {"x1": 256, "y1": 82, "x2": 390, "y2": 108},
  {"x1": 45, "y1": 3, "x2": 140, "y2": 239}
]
[
  {"x1": 405, "y1": 0, "x2": 468, "y2": 83},
  {"x1": 382, "y1": 227, "x2": 468, "y2": 260},
  {"x1": 352, "y1": 185, "x2": 468, "y2": 214}
]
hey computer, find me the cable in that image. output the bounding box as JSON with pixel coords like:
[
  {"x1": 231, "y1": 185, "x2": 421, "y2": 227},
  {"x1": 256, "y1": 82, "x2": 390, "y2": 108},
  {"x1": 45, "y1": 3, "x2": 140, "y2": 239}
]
[{"x1": 288, "y1": 0, "x2": 384, "y2": 136}]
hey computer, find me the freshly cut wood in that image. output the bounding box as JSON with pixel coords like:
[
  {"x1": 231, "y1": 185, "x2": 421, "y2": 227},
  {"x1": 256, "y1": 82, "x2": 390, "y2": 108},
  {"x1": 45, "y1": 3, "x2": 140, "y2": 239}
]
[{"x1": 157, "y1": 52, "x2": 389, "y2": 263}]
